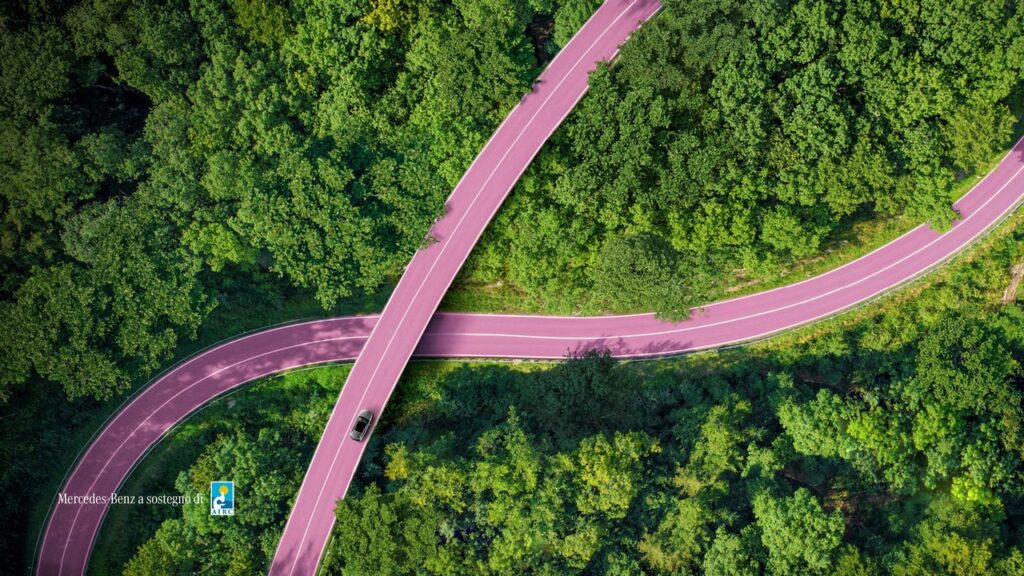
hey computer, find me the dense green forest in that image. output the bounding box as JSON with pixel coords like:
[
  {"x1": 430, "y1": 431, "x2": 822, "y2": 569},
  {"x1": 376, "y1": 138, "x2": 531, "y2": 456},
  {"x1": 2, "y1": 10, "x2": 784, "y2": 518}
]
[
  {"x1": 0, "y1": 0, "x2": 585, "y2": 402},
  {"x1": 462, "y1": 0, "x2": 1024, "y2": 312},
  {"x1": 93, "y1": 219, "x2": 1024, "y2": 575},
  {"x1": 2, "y1": 0, "x2": 1024, "y2": 571},
  {"x1": 2, "y1": 0, "x2": 1022, "y2": 401}
]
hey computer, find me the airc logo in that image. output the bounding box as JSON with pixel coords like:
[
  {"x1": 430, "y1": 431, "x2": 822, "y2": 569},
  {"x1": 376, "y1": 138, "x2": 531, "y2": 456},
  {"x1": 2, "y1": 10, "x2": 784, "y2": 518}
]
[{"x1": 210, "y1": 481, "x2": 235, "y2": 516}]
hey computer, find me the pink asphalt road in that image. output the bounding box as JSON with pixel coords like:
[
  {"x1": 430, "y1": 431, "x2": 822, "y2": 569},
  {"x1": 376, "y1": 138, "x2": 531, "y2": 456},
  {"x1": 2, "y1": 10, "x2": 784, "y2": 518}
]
[
  {"x1": 35, "y1": 9, "x2": 1024, "y2": 576},
  {"x1": 268, "y1": 0, "x2": 663, "y2": 574},
  {"x1": 36, "y1": 137, "x2": 1024, "y2": 574}
]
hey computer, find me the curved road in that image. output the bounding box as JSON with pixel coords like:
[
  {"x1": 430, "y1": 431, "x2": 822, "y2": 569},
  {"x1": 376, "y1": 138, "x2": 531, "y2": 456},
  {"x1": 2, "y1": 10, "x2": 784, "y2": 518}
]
[
  {"x1": 36, "y1": 0, "x2": 1024, "y2": 572},
  {"x1": 269, "y1": 0, "x2": 663, "y2": 574},
  {"x1": 37, "y1": 135, "x2": 1024, "y2": 575}
]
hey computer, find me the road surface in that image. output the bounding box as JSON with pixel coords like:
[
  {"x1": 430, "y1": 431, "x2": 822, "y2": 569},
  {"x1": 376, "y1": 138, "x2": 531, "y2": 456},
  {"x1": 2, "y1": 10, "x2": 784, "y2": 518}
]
[
  {"x1": 36, "y1": 0, "x2": 1024, "y2": 568},
  {"x1": 36, "y1": 135, "x2": 1024, "y2": 575},
  {"x1": 268, "y1": 0, "x2": 663, "y2": 574}
]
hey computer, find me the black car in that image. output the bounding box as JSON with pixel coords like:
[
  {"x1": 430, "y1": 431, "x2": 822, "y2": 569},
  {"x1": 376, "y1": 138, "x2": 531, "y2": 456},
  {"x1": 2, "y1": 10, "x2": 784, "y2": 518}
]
[{"x1": 350, "y1": 409, "x2": 374, "y2": 441}]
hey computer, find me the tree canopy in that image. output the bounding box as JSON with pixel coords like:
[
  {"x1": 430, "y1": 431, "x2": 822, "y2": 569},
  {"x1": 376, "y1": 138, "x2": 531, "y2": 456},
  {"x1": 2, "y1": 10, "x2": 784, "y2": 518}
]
[
  {"x1": 3, "y1": 0, "x2": 1021, "y2": 399},
  {"x1": 0, "y1": 0, "x2": 569, "y2": 399},
  {"x1": 12, "y1": 221, "x2": 1017, "y2": 574},
  {"x1": 464, "y1": 0, "x2": 1024, "y2": 313},
  {"x1": 3, "y1": 0, "x2": 1024, "y2": 572}
]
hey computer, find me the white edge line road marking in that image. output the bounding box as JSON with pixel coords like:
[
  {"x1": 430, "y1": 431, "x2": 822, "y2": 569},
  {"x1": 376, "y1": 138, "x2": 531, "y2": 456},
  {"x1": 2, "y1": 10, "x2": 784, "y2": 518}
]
[
  {"x1": 56, "y1": 335, "x2": 366, "y2": 574},
  {"x1": 47, "y1": 23, "x2": 1024, "y2": 576},
  {"x1": 268, "y1": 5, "x2": 631, "y2": 564},
  {"x1": 38, "y1": 315, "x2": 368, "y2": 573},
  {"x1": 78, "y1": 363, "x2": 357, "y2": 574},
  {"x1": 51, "y1": 149, "x2": 1024, "y2": 573},
  {"x1": 67, "y1": 159, "x2": 1024, "y2": 573},
  {"x1": 426, "y1": 164, "x2": 1024, "y2": 341},
  {"x1": 41, "y1": 316, "x2": 364, "y2": 570},
  {"x1": 456, "y1": 136, "x2": 1024, "y2": 319},
  {"x1": 425, "y1": 171, "x2": 1024, "y2": 359},
  {"x1": 337, "y1": 0, "x2": 657, "y2": 523},
  {"x1": 440, "y1": 0, "x2": 614, "y2": 206},
  {"x1": 281, "y1": 3, "x2": 643, "y2": 574}
]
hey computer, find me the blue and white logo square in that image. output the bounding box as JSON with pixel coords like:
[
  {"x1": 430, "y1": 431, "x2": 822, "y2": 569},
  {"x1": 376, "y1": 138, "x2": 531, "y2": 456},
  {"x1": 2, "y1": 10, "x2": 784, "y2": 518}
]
[{"x1": 210, "y1": 481, "x2": 234, "y2": 516}]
